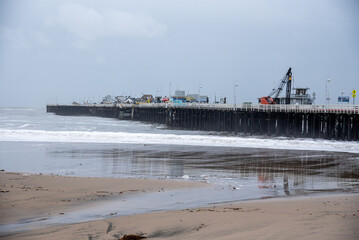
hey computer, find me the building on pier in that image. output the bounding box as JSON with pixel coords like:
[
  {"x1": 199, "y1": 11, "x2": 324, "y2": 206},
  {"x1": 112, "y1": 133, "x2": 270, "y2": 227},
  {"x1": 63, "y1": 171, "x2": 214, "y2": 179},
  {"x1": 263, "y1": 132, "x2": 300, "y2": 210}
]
[{"x1": 276, "y1": 88, "x2": 314, "y2": 105}]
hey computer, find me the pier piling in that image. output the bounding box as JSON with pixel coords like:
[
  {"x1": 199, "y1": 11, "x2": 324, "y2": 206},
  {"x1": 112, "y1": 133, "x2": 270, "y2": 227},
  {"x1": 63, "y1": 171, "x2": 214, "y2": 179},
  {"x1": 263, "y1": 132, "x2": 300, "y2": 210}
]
[{"x1": 47, "y1": 103, "x2": 359, "y2": 141}]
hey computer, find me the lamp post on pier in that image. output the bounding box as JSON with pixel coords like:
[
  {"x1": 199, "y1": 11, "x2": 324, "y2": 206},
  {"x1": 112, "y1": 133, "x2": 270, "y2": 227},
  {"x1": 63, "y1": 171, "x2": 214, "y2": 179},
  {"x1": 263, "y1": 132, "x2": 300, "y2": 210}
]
[
  {"x1": 325, "y1": 77, "x2": 331, "y2": 105},
  {"x1": 340, "y1": 90, "x2": 345, "y2": 105},
  {"x1": 234, "y1": 82, "x2": 238, "y2": 109}
]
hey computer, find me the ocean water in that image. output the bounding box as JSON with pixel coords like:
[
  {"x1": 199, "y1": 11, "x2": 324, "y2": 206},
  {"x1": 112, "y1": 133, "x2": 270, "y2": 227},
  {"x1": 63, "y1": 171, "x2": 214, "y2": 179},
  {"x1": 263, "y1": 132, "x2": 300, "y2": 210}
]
[
  {"x1": 1, "y1": 107, "x2": 358, "y2": 189},
  {"x1": 0, "y1": 107, "x2": 359, "y2": 232},
  {"x1": 1, "y1": 108, "x2": 359, "y2": 153}
]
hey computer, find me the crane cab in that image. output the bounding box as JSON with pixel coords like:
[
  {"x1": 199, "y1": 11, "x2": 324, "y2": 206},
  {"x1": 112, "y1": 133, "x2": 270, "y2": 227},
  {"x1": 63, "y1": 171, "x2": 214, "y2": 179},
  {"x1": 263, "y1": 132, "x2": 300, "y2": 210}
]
[{"x1": 259, "y1": 96, "x2": 276, "y2": 105}]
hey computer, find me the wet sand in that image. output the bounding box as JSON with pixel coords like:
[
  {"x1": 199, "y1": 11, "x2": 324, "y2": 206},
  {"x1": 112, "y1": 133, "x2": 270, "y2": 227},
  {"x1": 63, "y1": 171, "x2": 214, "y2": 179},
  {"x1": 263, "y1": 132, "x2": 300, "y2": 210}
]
[
  {"x1": 0, "y1": 172, "x2": 207, "y2": 226},
  {"x1": 1, "y1": 172, "x2": 358, "y2": 240},
  {"x1": 6, "y1": 195, "x2": 358, "y2": 240}
]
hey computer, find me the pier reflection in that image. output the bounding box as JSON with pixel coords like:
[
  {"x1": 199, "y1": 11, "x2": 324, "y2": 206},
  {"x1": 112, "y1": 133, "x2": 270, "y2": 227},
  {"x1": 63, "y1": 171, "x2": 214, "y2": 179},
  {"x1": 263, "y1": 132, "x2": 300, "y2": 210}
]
[{"x1": 45, "y1": 143, "x2": 359, "y2": 197}]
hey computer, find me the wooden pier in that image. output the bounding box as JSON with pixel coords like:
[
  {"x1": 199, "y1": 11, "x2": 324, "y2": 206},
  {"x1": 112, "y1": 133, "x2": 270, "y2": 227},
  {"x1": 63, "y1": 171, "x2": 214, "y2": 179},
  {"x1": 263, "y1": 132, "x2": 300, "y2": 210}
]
[{"x1": 46, "y1": 103, "x2": 359, "y2": 141}]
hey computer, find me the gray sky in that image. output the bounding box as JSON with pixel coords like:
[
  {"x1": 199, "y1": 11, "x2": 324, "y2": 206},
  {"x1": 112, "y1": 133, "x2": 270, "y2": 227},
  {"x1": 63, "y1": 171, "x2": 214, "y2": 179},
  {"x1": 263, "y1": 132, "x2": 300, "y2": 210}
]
[{"x1": 1, "y1": 0, "x2": 358, "y2": 107}]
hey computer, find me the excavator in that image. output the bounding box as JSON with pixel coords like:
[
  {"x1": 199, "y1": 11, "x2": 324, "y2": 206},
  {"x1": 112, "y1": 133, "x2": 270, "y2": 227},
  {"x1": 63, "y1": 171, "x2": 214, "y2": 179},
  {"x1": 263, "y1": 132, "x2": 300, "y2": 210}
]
[{"x1": 259, "y1": 67, "x2": 292, "y2": 104}]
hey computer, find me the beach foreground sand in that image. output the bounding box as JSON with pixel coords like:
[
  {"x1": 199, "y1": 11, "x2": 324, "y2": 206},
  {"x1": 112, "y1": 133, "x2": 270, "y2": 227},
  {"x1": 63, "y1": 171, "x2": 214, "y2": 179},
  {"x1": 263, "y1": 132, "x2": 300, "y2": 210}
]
[
  {"x1": 0, "y1": 172, "x2": 207, "y2": 226},
  {"x1": 1, "y1": 172, "x2": 358, "y2": 240}
]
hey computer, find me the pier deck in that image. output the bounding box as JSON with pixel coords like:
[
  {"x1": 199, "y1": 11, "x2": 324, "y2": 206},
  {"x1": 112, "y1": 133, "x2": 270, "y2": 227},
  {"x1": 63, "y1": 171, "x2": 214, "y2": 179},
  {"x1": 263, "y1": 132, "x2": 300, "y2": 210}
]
[{"x1": 47, "y1": 103, "x2": 359, "y2": 141}]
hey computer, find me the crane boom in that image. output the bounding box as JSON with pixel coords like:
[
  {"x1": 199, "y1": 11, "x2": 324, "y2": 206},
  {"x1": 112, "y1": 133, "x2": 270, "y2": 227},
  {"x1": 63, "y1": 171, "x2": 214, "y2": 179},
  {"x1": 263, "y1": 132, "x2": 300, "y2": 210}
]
[
  {"x1": 268, "y1": 67, "x2": 292, "y2": 99},
  {"x1": 259, "y1": 67, "x2": 293, "y2": 105}
]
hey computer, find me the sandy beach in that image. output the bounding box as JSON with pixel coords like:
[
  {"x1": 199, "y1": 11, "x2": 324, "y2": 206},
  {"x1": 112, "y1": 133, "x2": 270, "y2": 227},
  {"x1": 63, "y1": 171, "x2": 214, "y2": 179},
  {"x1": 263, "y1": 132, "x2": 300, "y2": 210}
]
[
  {"x1": 0, "y1": 171, "x2": 207, "y2": 225},
  {"x1": 1, "y1": 171, "x2": 358, "y2": 240}
]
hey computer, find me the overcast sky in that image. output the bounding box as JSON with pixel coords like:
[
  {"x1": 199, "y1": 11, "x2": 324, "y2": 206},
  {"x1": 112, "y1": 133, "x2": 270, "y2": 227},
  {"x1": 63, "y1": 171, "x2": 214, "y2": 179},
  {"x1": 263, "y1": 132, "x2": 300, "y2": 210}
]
[{"x1": 0, "y1": 0, "x2": 358, "y2": 107}]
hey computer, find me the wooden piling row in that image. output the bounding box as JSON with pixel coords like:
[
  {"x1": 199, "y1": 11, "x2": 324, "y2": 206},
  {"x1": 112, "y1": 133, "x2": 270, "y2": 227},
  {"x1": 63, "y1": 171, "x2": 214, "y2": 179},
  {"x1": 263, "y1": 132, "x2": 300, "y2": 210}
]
[
  {"x1": 46, "y1": 105, "x2": 359, "y2": 141},
  {"x1": 129, "y1": 106, "x2": 359, "y2": 140}
]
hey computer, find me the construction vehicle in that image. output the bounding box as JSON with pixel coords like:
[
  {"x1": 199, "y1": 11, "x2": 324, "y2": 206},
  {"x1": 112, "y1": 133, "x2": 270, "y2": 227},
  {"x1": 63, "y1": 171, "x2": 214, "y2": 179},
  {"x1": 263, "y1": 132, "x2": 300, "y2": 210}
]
[
  {"x1": 259, "y1": 68, "x2": 292, "y2": 104},
  {"x1": 259, "y1": 96, "x2": 276, "y2": 104}
]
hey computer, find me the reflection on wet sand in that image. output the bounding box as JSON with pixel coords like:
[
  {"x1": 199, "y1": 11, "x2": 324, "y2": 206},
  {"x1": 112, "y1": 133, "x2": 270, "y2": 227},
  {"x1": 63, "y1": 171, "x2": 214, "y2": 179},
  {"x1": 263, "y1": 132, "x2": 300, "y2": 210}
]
[{"x1": 46, "y1": 144, "x2": 359, "y2": 198}]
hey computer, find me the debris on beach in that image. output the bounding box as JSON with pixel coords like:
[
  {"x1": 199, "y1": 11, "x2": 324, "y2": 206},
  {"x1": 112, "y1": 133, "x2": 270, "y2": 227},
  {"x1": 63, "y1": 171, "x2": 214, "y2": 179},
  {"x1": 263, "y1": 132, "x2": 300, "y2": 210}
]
[{"x1": 119, "y1": 234, "x2": 147, "y2": 240}]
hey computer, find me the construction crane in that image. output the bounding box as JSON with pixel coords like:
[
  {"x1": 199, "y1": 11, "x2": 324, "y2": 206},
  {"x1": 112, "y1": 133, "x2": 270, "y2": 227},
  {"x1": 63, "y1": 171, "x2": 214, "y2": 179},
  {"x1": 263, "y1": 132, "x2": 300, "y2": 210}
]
[{"x1": 259, "y1": 67, "x2": 292, "y2": 104}]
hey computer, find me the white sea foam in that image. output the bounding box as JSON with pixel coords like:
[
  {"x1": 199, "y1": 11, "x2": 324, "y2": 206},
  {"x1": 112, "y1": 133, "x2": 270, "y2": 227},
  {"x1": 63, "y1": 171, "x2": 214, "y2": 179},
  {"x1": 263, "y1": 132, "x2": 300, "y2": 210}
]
[
  {"x1": 0, "y1": 129, "x2": 358, "y2": 153},
  {"x1": 18, "y1": 124, "x2": 30, "y2": 128}
]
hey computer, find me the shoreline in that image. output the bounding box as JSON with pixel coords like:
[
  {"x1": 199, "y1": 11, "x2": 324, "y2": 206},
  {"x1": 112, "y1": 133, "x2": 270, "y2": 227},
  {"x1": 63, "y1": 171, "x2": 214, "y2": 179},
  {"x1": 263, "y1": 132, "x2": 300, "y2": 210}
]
[{"x1": 1, "y1": 171, "x2": 358, "y2": 239}]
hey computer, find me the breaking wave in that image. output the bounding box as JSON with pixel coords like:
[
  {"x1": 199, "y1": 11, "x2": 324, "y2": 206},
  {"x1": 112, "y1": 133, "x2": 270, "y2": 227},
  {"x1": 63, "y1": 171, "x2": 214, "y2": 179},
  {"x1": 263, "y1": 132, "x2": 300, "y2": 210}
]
[{"x1": 0, "y1": 129, "x2": 358, "y2": 153}]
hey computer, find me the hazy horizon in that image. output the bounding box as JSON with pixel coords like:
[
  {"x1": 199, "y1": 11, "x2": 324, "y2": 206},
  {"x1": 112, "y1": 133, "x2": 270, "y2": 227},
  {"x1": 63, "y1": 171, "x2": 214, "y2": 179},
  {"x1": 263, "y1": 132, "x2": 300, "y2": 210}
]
[{"x1": 1, "y1": 0, "x2": 358, "y2": 107}]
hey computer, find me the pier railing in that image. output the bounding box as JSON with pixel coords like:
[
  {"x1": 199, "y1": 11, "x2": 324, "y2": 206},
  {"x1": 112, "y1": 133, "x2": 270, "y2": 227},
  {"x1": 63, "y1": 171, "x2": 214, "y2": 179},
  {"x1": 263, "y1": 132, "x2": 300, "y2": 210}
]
[
  {"x1": 48, "y1": 103, "x2": 359, "y2": 114},
  {"x1": 128, "y1": 103, "x2": 359, "y2": 114}
]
